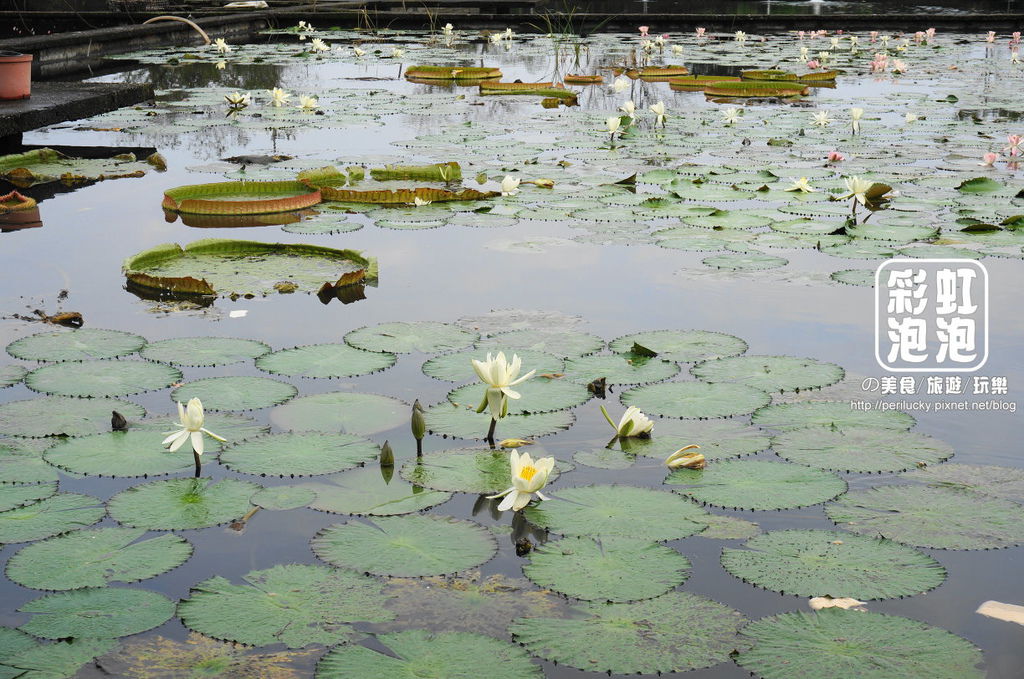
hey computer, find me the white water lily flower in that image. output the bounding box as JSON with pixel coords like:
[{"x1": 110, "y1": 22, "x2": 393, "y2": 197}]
[
  {"x1": 650, "y1": 100, "x2": 667, "y2": 127},
  {"x1": 905, "y1": 111, "x2": 919, "y2": 123},
  {"x1": 606, "y1": 115, "x2": 622, "y2": 136},
  {"x1": 612, "y1": 76, "x2": 630, "y2": 93},
  {"x1": 162, "y1": 398, "x2": 226, "y2": 457},
  {"x1": 489, "y1": 32, "x2": 503, "y2": 44},
  {"x1": 505, "y1": 28, "x2": 515, "y2": 40},
  {"x1": 830, "y1": 36, "x2": 840, "y2": 49},
  {"x1": 413, "y1": 196, "x2": 431, "y2": 206},
  {"x1": 224, "y1": 91, "x2": 250, "y2": 107},
  {"x1": 785, "y1": 177, "x2": 817, "y2": 193},
  {"x1": 310, "y1": 37, "x2": 330, "y2": 53},
  {"x1": 672, "y1": 44, "x2": 683, "y2": 55},
  {"x1": 811, "y1": 110, "x2": 832, "y2": 127},
  {"x1": 268, "y1": 87, "x2": 291, "y2": 107},
  {"x1": 619, "y1": 100, "x2": 636, "y2": 117},
  {"x1": 214, "y1": 38, "x2": 231, "y2": 54},
  {"x1": 800, "y1": 46, "x2": 809, "y2": 60},
  {"x1": 809, "y1": 596, "x2": 867, "y2": 611},
  {"x1": 298, "y1": 95, "x2": 318, "y2": 110},
  {"x1": 391, "y1": 47, "x2": 405, "y2": 58},
  {"x1": 850, "y1": 107, "x2": 864, "y2": 133},
  {"x1": 735, "y1": 30, "x2": 747, "y2": 43},
  {"x1": 472, "y1": 351, "x2": 536, "y2": 420},
  {"x1": 443, "y1": 23, "x2": 454, "y2": 35},
  {"x1": 353, "y1": 47, "x2": 366, "y2": 57},
  {"x1": 500, "y1": 175, "x2": 521, "y2": 196},
  {"x1": 721, "y1": 107, "x2": 742, "y2": 124},
  {"x1": 666, "y1": 444, "x2": 703, "y2": 469},
  {"x1": 600, "y1": 405, "x2": 654, "y2": 437},
  {"x1": 839, "y1": 176, "x2": 874, "y2": 205},
  {"x1": 215, "y1": 60, "x2": 227, "y2": 70},
  {"x1": 486, "y1": 449, "x2": 554, "y2": 511}
]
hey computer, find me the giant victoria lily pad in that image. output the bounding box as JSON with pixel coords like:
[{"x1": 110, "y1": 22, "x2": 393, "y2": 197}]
[
  {"x1": 6, "y1": 328, "x2": 146, "y2": 362},
  {"x1": 752, "y1": 400, "x2": 915, "y2": 431},
  {"x1": 219, "y1": 433, "x2": 380, "y2": 477},
  {"x1": 107, "y1": 477, "x2": 260, "y2": 531},
  {"x1": 667, "y1": 459, "x2": 847, "y2": 510},
  {"x1": 0, "y1": 396, "x2": 145, "y2": 438},
  {"x1": 171, "y1": 376, "x2": 297, "y2": 411},
  {"x1": 691, "y1": 355, "x2": 845, "y2": 393},
  {"x1": 621, "y1": 381, "x2": 771, "y2": 419},
  {"x1": 901, "y1": 463, "x2": 1024, "y2": 503},
  {"x1": 140, "y1": 336, "x2": 271, "y2": 367},
  {"x1": 256, "y1": 343, "x2": 396, "y2": 378},
  {"x1": 345, "y1": 321, "x2": 478, "y2": 354},
  {"x1": 772, "y1": 425, "x2": 954, "y2": 473},
  {"x1": 25, "y1": 359, "x2": 181, "y2": 398},
  {"x1": 161, "y1": 180, "x2": 322, "y2": 215},
  {"x1": 271, "y1": 392, "x2": 408, "y2": 435},
  {"x1": 0, "y1": 483, "x2": 56, "y2": 512},
  {"x1": 42, "y1": 430, "x2": 195, "y2": 478},
  {"x1": 609, "y1": 330, "x2": 747, "y2": 363}
]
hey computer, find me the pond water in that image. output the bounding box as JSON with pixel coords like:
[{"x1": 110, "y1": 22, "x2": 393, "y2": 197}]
[{"x1": 1, "y1": 25, "x2": 1023, "y2": 679}]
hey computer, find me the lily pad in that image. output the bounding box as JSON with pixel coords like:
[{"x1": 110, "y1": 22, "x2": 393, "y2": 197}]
[
  {"x1": 250, "y1": 485, "x2": 317, "y2": 511},
  {"x1": 132, "y1": 411, "x2": 268, "y2": 443},
  {"x1": 140, "y1": 336, "x2": 271, "y2": 367},
  {"x1": 703, "y1": 253, "x2": 789, "y2": 270},
  {"x1": 24, "y1": 359, "x2": 181, "y2": 398},
  {"x1": 0, "y1": 449, "x2": 60, "y2": 484},
  {"x1": 0, "y1": 493, "x2": 104, "y2": 544},
  {"x1": 6, "y1": 328, "x2": 147, "y2": 362},
  {"x1": 311, "y1": 515, "x2": 497, "y2": 577},
  {"x1": 305, "y1": 467, "x2": 452, "y2": 516},
  {"x1": 691, "y1": 355, "x2": 844, "y2": 393},
  {"x1": 271, "y1": 392, "x2": 408, "y2": 436},
  {"x1": 219, "y1": 433, "x2": 379, "y2": 477},
  {"x1": 618, "y1": 418, "x2": 770, "y2": 461},
  {"x1": 667, "y1": 459, "x2": 847, "y2": 510},
  {"x1": 0, "y1": 638, "x2": 116, "y2": 679},
  {"x1": 42, "y1": 430, "x2": 195, "y2": 478},
  {"x1": 772, "y1": 425, "x2": 954, "y2": 473},
  {"x1": 902, "y1": 463, "x2": 1024, "y2": 503},
  {"x1": 6, "y1": 527, "x2": 193, "y2": 590},
  {"x1": 563, "y1": 354, "x2": 680, "y2": 385},
  {"x1": 399, "y1": 447, "x2": 566, "y2": 494},
  {"x1": 423, "y1": 402, "x2": 574, "y2": 440},
  {"x1": 524, "y1": 536, "x2": 691, "y2": 602},
  {"x1": 256, "y1": 343, "x2": 396, "y2": 379},
  {"x1": 178, "y1": 564, "x2": 393, "y2": 648},
  {"x1": 345, "y1": 321, "x2": 477, "y2": 354},
  {"x1": 610, "y1": 329, "x2": 748, "y2": 363},
  {"x1": 0, "y1": 396, "x2": 145, "y2": 438},
  {"x1": 0, "y1": 482, "x2": 57, "y2": 512},
  {"x1": 446, "y1": 380, "x2": 590, "y2": 415},
  {"x1": 475, "y1": 329, "x2": 604, "y2": 358},
  {"x1": 18, "y1": 587, "x2": 174, "y2": 639},
  {"x1": 621, "y1": 381, "x2": 771, "y2": 419},
  {"x1": 698, "y1": 515, "x2": 761, "y2": 540},
  {"x1": 171, "y1": 376, "x2": 297, "y2": 411},
  {"x1": 826, "y1": 485, "x2": 1024, "y2": 550},
  {"x1": 510, "y1": 591, "x2": 749, "y2": 674},
  {"x1": 423, "y1": 348, "x2": 563, "y2": 383},
  {"x1": 0, "y1": 366, "x2": 26, "y2": 388},
  {"x1": 734, "y1": 609, "x2": 985, "y2": 679},
  {"x1": 523, "y1": 485, "x2": 708, "y2": 540},
  {"x1": 721, "y1": 529, "x2": 946, "y2": 599},
  {"x1": 752, "y1": 400, "x2": 915, "y2": 431},
  {"x1": 572, "y1": 447, "x2": 635, "y2": 469},
  {"x1": 317, "y1": 630, "x2": 542, "y2": 679},
  {"x1": 107, "y1": 477, "x2": 260, "y2": 531}
]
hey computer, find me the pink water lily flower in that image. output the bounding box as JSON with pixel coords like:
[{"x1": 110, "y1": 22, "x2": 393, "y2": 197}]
[
  {"x1": 827, "y1": 151, "x2": 845, "y2": 163},
  {"x1": 1004, "y1": 135, "x2": 1023, "y2": 156},
  {"x1": 980, "y1": 152, "x2": 999, "y2": 167},
  {"x1": 696, "y1": 27, "x2": 706, "y2": 38},
  {"x1": 1012, "y1": 31, "x2": 1021, "y2": 45},
  {"x1": 870, "y1": 31, "x2": 879, "y2": 42},
  {"x1": 798, "y1": 30, "x2": 806, "y2": 39},
  {"x1": 639, "y1": 26, "x2": 649, "y2": 37},
  {"x1": 926, "y1": 28, "x2": 936, "y2": 39},
  {"x1": 806, "y1": 59, "x2": 821, "y2": 69},
  {"x1": 986, "y1": 31, "x2": 997, "y2": 43}
]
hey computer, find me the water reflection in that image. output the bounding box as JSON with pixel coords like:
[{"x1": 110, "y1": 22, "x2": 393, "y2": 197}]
[{"x1": 604, "y1": 0, "x2": 1021, "y2": 13}]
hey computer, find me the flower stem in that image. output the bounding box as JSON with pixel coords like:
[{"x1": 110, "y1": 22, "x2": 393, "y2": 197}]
[
  {"x1": 416, "y1": 438, "x2": 423, "y2": 458},
  {"x1": 193, "y1": 451, "x2": 202, "y2": 478},
  {"x1": 486, "y1": 418, "x2": 497, "y2": 446}
]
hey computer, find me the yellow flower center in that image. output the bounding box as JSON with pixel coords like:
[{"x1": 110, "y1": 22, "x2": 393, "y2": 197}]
[{"x1": 518, "y1": 465, "x2": 538, "y2": 481}]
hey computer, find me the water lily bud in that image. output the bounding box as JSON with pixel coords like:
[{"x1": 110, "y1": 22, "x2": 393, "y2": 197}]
[
  {"x1": 499, "y1": 438, "x2": 534, "y2": 448},
  {"x1": 666, "y1": 445, "x2": 704, "y2": 469},
  {"x1": 411, "y1": 401, "x2": 426, "y2": 441},
  {"x1": 380, "y1": 440, "x2": 395, "y2": 467}
]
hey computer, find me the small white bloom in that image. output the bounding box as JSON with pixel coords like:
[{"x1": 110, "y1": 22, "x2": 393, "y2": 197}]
[
  {"x1": 721, "y1": 107, "x2": 742, "y2": 124},
  {"x1": 672, "y1": 44, "x2": 683, "y2": 55},
  {"x1": 391, "y1": 47, "x2": 405, "y2": 58},
  {"x1": 811, "y1": 109, "x2": 832, "y2": 127},
  {"x1": 472, "y1": 352, "x2": 536, "y2": 420},
  {"x1": 224, "y1": 91, "x2": 250, "y2": 107},
  {"x1": 162, "y1": 398, "x2": 226, "y2": 457},
  {"x1": 298, "y1": 95, "x2": 318, "y2": 110},
  {"x1": 500, "y1": 175, "x2": 520, "y2": 196},
  {"x1": 785, "y1": 177, "x2": 817, "y2": 193},
  {"x1": 612, "y1": 76, "x2": 630, "y2": 93},
  {"x1": 600, "y1": 405, "x2": 654, "y2": 437},
  {"x1": 443, "y1": 23, "x2": 454, "y2": 35},
  {"x1": 268, "y1": 87, "x2": 291, "y2": 107},
  {"x1": 735, "y1": 30, "x2": 747, "y2": 43},
  {"x1": 310, "y1": 37, "x2": 330, "y2": 53},
  {"x1": 649, "y1": 100, "x2": 667, "y2": 127},
  {"x1": 215, "y1": 60, "x2": 227, "y2": 70},
  {"x1": 666, "y1": 445, "x2": 704, "y2": 469},
  {"x1": 486, "y1": 450, "x2": 554, "y2": 512},
  {"x1": 809, "y1": 596, "x2": 867, "y2": 611},
  {"x1": 905, "y1": 111, "x2": 918, "y2": 123},
  {"x1": 606, "y1": 115, "x2": 622, "y2": 136},
  {"x1": 490, "y1": 32, "x2": 503, "y2": 44},
  {"x1": 839, "y1": 175, "x2": 875, "y2": 205},
  {"x1": 413, "y1": 196, "x2": 431, "y2": 207},
  {"x1": 850, "y1": 107, "x2": 864, "y2": 133},
  {"x1": 353, "y1": 47, "x2": 366, "y2": 57},
  {"x1": 214, "y1": 38, "x2": 232, "y2": 54},
  {"x1": 619, "y1": 100, "x2": 636, "y2": 117}
]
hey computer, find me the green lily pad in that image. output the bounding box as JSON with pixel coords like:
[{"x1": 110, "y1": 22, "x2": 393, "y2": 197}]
[
  {"x1": 250, "y1": 485, "x2": 317, "y2": 510},
  {"x1": 140, "y1": 336, "x2": 271, "y2": 367},
  {"x1": 178, "y1": 564, "x2": 393, "y2": 648},
  {"x1": 691, "y1": 355, "x2": 845, "y2": 393},
  {"x1": 475, "y1": 329, "x2": 604, "y2": 358},
  {"x1": 667, "y1": 459, "x2": 847, "y2": 510},
  {"x1": 171, "y1": 376, "x2": 297, "y2": 411},
  {"x1": 0, "y1": 397, "x2": 145, "y2": 438},
  {"x1": 24, "y1": 359, "x2": 181, "y2": 398},
  {"x1": 446, "y1": 380, "x2": 590, "y2": 415},
  {"x1": 422, "y1": 349, "x2": 563, "y2": 382},
  {"x1": 423, "y1": 402, "x2": 574, "y2": 440},
  {"x1": 0, "y1": 366, "x2": 26, "y2": 388},
  {"x1": 255, "y1": 344, "x2": 396, "y2": 379},
  {"x1": 523, "y1": 536, "x2": 691, "y2": 602},
  {"x1": 610, "y1": 329, "x2": 747, "y2": 363},
  {"x1": 0, "y1": 627, "x2": 36, "y2": 665},
  {"x1": 7, "y1": 329, "x2": 147, "y2": 362},
  {"x1": 826, "y1": 485, "x2": 1024, "y2": 550},
  {"x1": 0, "y1": 493, "x2": 104, "y2": 544},
  {"x1": 18, "y1": 588, "x2": 175, "y2": 639},
  {"x1": 42, "y1": 430, "x2": 195, "y2": 478},
  {"x1": 305, "y1": 467, "x2": 452, "y2": 516},
  {"x1": 752, "y1": 400, "x2": 915, "y2": 431},
  {"x1": 345, "y1": 321, "x2": 478, "y2": 354},
  {"x1": 6, "y1": 527, "x2": 193, "y2": 590},
  {"x1": 219, "y1": 433, "x2": 380, "y2": 477},
  {"x1": 734, "y1": 609, "x2": 984, "y2": 679},
  {"x1": 0, "y1": 482, "x2": 57, "y2": 512},
  {"x1": 830, "y1": 268, "x2": 876, "y2": 286},
  {"x1": 573, "y1": 447, "x2": 635, "y2": 469},
  {"x1": 398, "y1": 447, "x2": 567, "y2": 494},
  {"x1": 618, "y1": 418, "x2": 770, "y2": 461},
  {"x1": 523, "y1": 485, "x2": 708, "y2": 540},
  {"x1": 0, "y1": 449, "x2": 60, "y2": 484},
  {"x1": 270, "y1": 392, "x2": 408, "y2": 436},
  {"x1": 902, "y1": 463, "x2": 1024, "y2": 503},
  {"x1": 0, "y1": 638, "x2": 116, "y2": 679},
  {"x1": 621, "y1": 381, "x2": 771, "y2": 419},
  {"x1": 721, "y1": 529, "x2": 946, "y2": 599},
  {"x1": 510, "y1": 591, "x2": 749, "y2": 674},
  {"x1": 107, "y1": 477, "x2": 260, "y2": 531},
  {"x1": 563, "y1": 354, "x2": 680, "y2": 385},
  {"x1": 772, "y1": 425, "x2": 954, "y2": 473},
  {"x1": 703, "y1": 253, "x2": 789, "y2": 270},
  {"x1": 311, "y1": 515, "x2": 497, "y2": 577},
  {"x1": 697, "y1": 515, "x2": 761, "y2": 540},
  {"x1": 317, "y1": 630, "x2": 542, "y2": 679}
]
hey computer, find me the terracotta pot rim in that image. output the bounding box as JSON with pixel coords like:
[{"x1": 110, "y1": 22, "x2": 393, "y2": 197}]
[{"x1": 0, "y1": 51, "x2": 31, "y2": 61}]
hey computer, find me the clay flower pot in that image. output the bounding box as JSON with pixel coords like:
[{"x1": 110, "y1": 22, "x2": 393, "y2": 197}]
[{"x1": 0, "y1": 51, "x2": 33, "y2": 100}]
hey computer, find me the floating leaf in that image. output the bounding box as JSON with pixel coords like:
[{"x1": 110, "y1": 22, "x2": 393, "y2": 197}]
[
  {"x1": 423, "y1": 402, "x2": 574, "y2": 440},
  {"x1": 667, "y1": 459, "x2": 847, "y2": 510},
  {"x1": 219, "y1": 433, "x2": 379, "y2": 477},
  {"x1": 171, "y1": 376, "x2": 297, "y2": 411},
  {"x1": 703, "y1": 253, "x2": 789, "y2": 270},
  {"x1": 734, "y1": 609, "x2": 984, "y2": 679},
  {"x1": 621, "y1": 381, "x2": 771, "y2": 419},
  {"x1": 317, "y1": 630, "x2": 541, "y2": 679},
  {"x1": 0, "y1": 448, "x2": 60, "y2": 484},
  {"x1": 0, "y1": 396, "x2": 145, "y2": 438},
  {"x1": 609, "y1": 330, "x2": 747, "y2": 363},
  {"x1": 271, "y1": 392, "x2": 408, "y2": 436},
  {"x1": 510, "y1": 591, "x2": 748, "y2": 674},
  {"x1": 826, "y1": 485, "x2": 1024, "y2": 550},
  {"x1": 523, "y1": 536, "x2": 691, "y2": 602},
  {"x1": 178, "y1": 564, "x2": 393, "y2": 648},
  {"x1": 772, "y1": 425, "x2": 954, "y2": 473},
  {"x1": 697, "y1": 514, "x2": 761, "y2": 540},
  {"x1": 6, "y1": 328, "x2": 146, "y2": 362},
  {"x1": 311, "y1": 515, "x2": 497, "y2": 577},
  {"x1": 25, "y1": 359, "x2": 181, "y2": 398},
  {"x1": 562, "y1": 354, "x2": 680, "y2": 385},
  {"x1": 475, "y1": 329, "x2": 604, "y2": 359},
  {"x1": 902, "y1": 463, "x2": 1024, "y2": 503},
  {"x1": 721, "y1": 529, "x2": 946, "y2": 599},
  {"x1": 18, "y1": 588, "x2": 174, "y2": 639},
  {"x1": 691, "y1": 355, "x2": 844, "y2": 393},
  {"x1": 0, "y1": 638, "x2": 116, "y2": 679},
  {"x1": 6, "y1": 527, "x2": 193, "y2": 590},
  {"x1": 446, "y1": 380, "x2": 590, "y2": 415},
  {"x1": 0, "y1": 365, "x2": 27, "y2": 388},
  {"x1": 572, "y1": 447, "x2": 634, "y2": 469},
  {"x1": 618, "y1": 418, "x2": 770, "y2": 461},
  {"x1": 752, "y1": 400, "x2": 915, "y2": 431},
  {"x1": 250, "y1": 485, "x2": 317, "y2": 511},
  {"x1": 956, "y1": 176, "x2": 1004, "y2": 193},
  {"x1": 132, "y1": 412, "x2": 268, "y2": 443},
  {"x1": 0, "y1": 482, "x2": 56, "y2": 512},
  {"x1": 43, "y1": 430, "x2": 197, "y2": 478},
  {"x1": 161, "y1": 180, "x2": 321, "y2": 215},
  {"x1": 523, "y1": 485, "x2": 708, "y2": 540},
  {"x1": 0, "y1": 493, "x2": 104, "y2": 544},
  {"x1": 344, "y1": 321, "x2": 478, "y2": 354},
  {"x1": 107, "y1": 477, "x2": 260, "y2": 531},
  {"x1": 423, "y1": 349, "x2": 563, "y2": 383},
  {"x1": 399, "y1": 447, "x2": 566, "y2": 494},
  {"x1": 140, "y1": 336, "x2": 271, "y2": 367},
  {"x1": 305, "y1": 467, "x2": 452, "y2": 516},
  {"x1": 255, "y1": 344, "x2": 396, "y2": 378}
]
